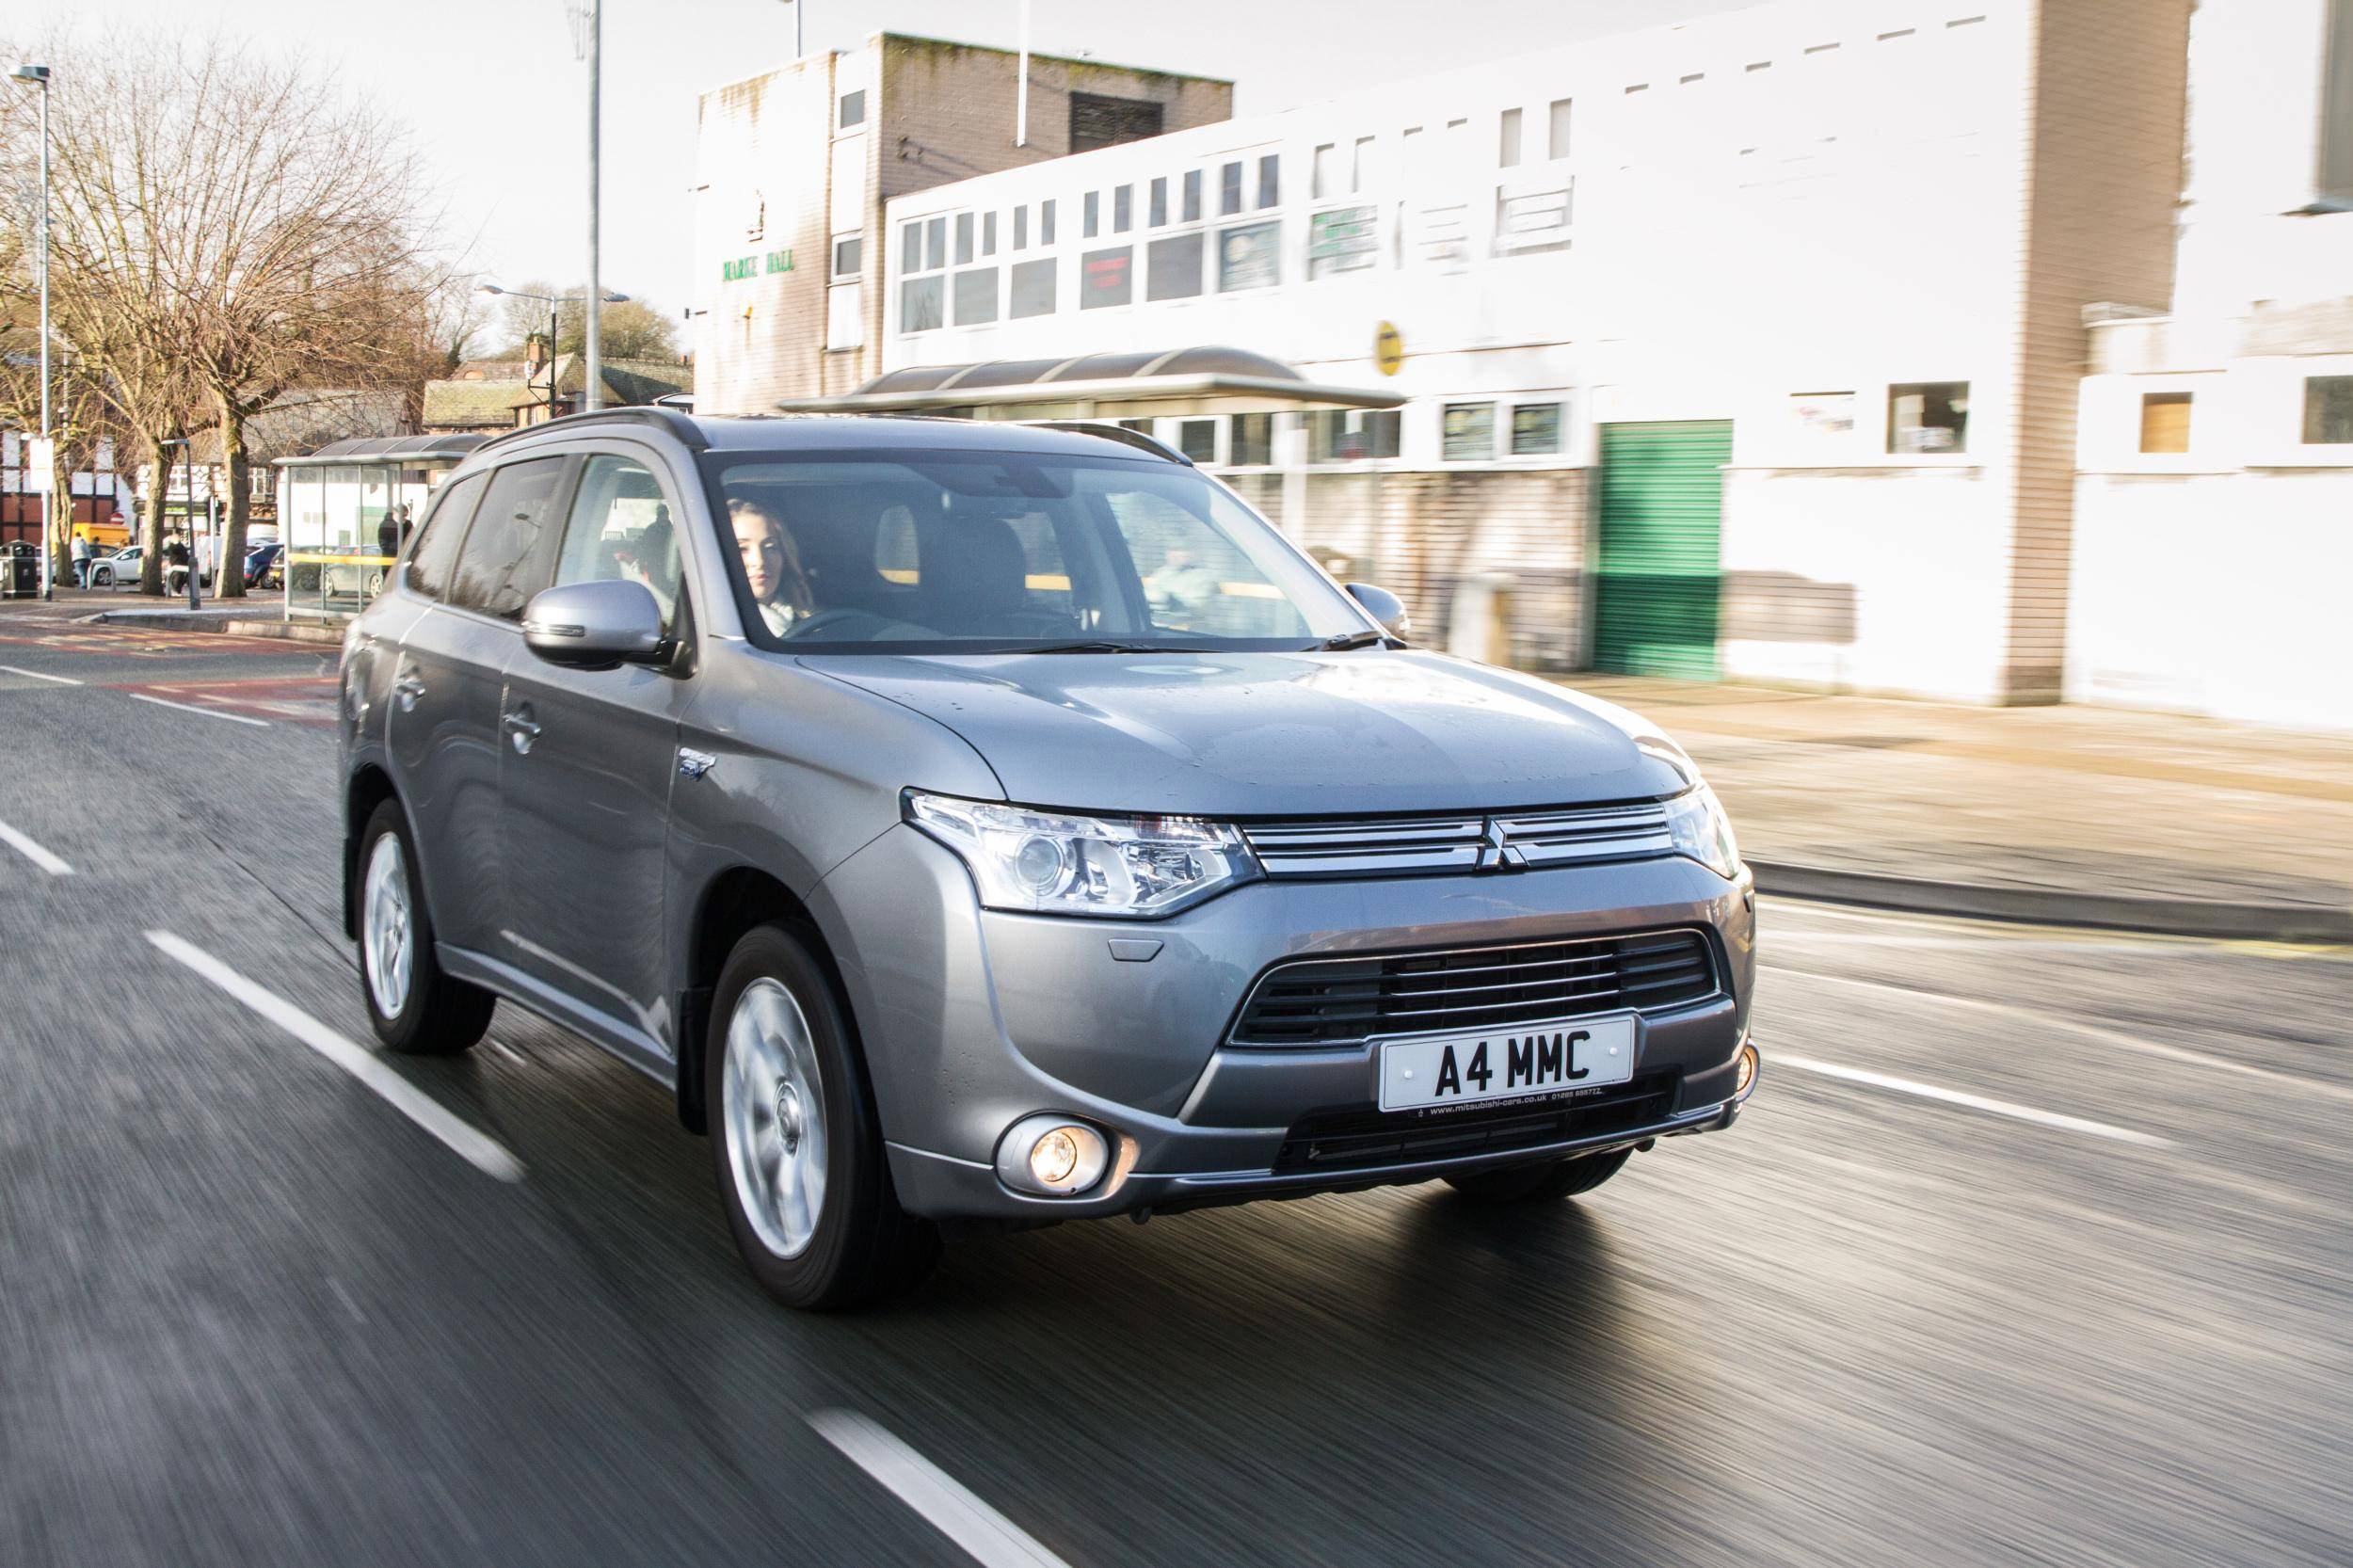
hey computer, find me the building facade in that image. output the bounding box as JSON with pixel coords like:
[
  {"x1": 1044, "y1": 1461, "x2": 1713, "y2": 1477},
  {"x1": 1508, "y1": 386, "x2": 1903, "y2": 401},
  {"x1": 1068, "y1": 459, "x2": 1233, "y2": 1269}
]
[{"x1": 692, "y1": 33, "x2": 1232, "y2": 415}]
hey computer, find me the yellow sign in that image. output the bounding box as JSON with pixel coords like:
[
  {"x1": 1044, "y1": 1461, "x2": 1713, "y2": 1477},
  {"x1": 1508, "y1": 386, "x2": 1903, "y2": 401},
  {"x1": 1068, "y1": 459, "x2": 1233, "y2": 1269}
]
[{"x1": 1373, "y1": 321, "x2": 1405, "y2": 376}]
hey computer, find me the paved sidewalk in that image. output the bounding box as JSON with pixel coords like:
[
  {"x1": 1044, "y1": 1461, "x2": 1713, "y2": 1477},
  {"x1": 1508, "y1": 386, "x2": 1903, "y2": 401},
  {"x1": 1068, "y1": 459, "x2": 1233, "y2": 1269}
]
[{"x1": 1571, "y1": 675, "x2": 2353, "y2": 936}]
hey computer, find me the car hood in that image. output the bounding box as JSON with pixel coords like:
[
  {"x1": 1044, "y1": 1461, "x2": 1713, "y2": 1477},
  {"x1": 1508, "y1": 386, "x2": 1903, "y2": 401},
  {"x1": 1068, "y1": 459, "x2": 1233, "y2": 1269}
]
[{"x1": 808, "y1": 649, "x2": 1693, "y2": 817}]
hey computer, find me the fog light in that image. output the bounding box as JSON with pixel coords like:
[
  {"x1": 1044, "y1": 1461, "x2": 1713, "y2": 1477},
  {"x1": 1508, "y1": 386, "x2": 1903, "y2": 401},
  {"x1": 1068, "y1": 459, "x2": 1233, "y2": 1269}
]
[
  {"x1": 996, "y1": 1114, "x2": 1110, "y2": 1196},
  {"x1": 1735, "y1": 1043, "x2": 1760, "y2": 1099}
]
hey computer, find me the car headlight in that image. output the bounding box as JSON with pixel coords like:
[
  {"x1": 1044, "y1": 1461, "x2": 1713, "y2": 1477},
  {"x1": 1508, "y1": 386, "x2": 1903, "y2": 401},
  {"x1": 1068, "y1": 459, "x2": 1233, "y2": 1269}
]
[
  {"x1": 1662, "y1": 784, "x2": 1742, "y2": 880},
  {"x1": 905, "y1": 792, "x2": 1258, "y2": 918}
]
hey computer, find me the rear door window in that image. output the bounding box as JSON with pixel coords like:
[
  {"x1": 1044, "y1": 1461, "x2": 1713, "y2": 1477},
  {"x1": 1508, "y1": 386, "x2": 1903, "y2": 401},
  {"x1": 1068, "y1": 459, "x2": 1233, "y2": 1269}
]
[
  {"x1": 404, "y1": 472, "x2": 487, "y2": 600},
  {"x1": 447, "y1": 457, "x2": 568, "y2": 619}
]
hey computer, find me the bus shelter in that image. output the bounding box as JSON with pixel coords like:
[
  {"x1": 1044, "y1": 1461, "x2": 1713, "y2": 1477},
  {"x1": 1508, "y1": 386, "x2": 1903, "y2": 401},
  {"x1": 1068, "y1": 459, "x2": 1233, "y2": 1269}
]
[{"x1": 273, "y1": 435, "x2": 488, "y2": 620}]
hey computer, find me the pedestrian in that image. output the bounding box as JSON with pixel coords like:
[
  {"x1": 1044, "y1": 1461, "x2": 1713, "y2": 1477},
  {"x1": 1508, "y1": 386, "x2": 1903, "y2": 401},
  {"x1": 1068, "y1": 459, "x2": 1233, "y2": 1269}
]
[
  {"x1": 70, "y1": 531, "x2": 90, "y2": 588},
  {"x1": 164, "y1": 534, "x2": 189, "y2": 594},
  {"x1": 377, "y1": 507, "x2": 400, "y2": 561}
]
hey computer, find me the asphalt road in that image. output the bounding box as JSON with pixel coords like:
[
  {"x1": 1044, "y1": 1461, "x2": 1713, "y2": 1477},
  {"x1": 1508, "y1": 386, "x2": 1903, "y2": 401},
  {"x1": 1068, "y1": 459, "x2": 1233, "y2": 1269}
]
[{"x1": 3, "y1": 610, "x2": 2349, "y2": 1568}]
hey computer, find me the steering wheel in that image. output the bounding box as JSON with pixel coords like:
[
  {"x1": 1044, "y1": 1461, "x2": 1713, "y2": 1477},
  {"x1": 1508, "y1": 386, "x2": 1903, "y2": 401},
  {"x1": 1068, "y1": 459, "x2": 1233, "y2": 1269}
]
[{"x1": 778, "y1": 606, "x2": 890, "y2": 642}]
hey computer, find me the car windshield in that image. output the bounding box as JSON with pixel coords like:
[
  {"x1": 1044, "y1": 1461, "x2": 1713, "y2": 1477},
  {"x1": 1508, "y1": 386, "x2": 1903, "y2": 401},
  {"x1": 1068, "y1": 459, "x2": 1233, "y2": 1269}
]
[{"x1": 700, "y1": 450, "x2": 1369, "y2": 652}]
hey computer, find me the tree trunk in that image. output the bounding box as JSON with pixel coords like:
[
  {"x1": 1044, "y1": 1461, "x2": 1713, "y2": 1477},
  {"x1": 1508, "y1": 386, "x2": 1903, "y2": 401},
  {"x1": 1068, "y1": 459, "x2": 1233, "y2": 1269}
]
[
  {"x1": 139, "y1": 433, "x2": 171, "y2": 596},
  {"x1": 216, "y1": 396, "x2": 249, "y2": 600}
]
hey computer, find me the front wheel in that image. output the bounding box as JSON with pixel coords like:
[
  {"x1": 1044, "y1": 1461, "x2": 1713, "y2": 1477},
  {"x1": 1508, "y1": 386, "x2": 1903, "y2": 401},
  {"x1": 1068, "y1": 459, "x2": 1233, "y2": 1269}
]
[
  {"x1": 91, "y1": 568, "x2": 111, "y2": 587},
  {"x1": 707, "y1": 924, "x2": 938, "y2": 1310},
  {"x1": 1445, "y1": 1147, "x2": 1632, "y2": 1204},
  {"x1": 356, "y1": 800, "x2": 495, "y2": 1055}
]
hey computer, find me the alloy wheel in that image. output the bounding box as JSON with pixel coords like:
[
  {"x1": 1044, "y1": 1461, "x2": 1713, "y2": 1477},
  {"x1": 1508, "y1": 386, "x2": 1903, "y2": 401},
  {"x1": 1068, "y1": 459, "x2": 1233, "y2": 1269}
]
[
  {"x1": 722, "y1": 978, "x2": 830, "y2": 1259},
  {"x1": 360, "y1": 831, "x2": 414, "y2": 1019}
]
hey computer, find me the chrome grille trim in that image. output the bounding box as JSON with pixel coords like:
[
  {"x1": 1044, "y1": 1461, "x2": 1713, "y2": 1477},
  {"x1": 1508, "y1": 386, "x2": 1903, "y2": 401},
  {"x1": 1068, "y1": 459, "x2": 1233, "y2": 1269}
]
[
  {"x1": 1228, "y1": 928, "x2": 1722, "y2": 1048},
  {"x1": 1241, "y1": 801, "x2": 1673, "y2": 878}
]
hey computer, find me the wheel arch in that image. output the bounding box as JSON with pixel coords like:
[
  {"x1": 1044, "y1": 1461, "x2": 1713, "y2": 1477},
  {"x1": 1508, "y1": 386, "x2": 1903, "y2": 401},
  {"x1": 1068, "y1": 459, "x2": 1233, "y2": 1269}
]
[
  {"x1": 342, "y1": 764, "x2": 404, "y2": 940},
  {"x1": 677, "y1": 865, "x2": 861, "y2": 1137}
]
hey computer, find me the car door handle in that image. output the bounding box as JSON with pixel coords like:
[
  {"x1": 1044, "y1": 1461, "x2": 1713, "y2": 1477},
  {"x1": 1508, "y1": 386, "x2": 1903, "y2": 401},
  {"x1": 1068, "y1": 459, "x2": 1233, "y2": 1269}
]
[
  {"x1": 392, "y1": 674, "x2": 426, "y2": 712},
  {"x1": 503, "y1": 707, "x2": 541, "y2": 755}
]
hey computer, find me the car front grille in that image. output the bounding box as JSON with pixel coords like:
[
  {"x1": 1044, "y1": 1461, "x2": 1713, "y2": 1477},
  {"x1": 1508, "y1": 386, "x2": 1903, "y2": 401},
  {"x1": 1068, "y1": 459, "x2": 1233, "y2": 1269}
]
[
  {"x1": 1241, "y1": 801, "x2": 1674, "y2": 879},
  {"x1": 1229, "y1": 929, "x2": 1720, "y2": 1047},
  {"x1": 1272, "y1": 1073, "x2": 1678, "y2": 1173}
]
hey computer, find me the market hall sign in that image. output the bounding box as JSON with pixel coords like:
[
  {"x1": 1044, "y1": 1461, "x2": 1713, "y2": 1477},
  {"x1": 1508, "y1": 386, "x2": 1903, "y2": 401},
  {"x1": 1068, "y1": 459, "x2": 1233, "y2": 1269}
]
[{"x1": 722, "y1": 248, "x2": 794, "y2": 282}]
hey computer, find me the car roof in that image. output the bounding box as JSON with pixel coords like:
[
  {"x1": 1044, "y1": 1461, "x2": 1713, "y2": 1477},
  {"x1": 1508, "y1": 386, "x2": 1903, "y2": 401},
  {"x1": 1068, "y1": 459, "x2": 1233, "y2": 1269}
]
[{"x1": 470, "y1": 410, "x2": 1176, "y2": 465}]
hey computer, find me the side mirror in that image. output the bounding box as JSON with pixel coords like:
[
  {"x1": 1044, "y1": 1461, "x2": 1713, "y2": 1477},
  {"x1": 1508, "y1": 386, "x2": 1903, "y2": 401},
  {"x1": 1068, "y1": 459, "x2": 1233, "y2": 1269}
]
[
  {"x1": 521, "y1": 580, "x2": 666, "y2": 668},
  {"x1": 1345, "y1": 582, "x2": 1412, "y2": 641}
]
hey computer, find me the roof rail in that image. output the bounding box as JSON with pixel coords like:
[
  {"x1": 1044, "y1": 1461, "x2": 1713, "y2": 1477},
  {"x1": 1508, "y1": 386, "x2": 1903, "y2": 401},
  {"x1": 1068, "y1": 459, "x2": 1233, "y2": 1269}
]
[
  {"x1": 1028, "y1": 420, "x2": 1192, "y2": 465},
  {"x1": 473, "y1": 405, "x2": 710, "y2": 456}
]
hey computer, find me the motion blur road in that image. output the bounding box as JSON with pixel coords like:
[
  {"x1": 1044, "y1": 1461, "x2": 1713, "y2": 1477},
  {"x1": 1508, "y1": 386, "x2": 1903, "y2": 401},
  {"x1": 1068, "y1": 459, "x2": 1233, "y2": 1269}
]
[{"x1": 3, "y1": 616, "x2": 2348, "y2": 1568}]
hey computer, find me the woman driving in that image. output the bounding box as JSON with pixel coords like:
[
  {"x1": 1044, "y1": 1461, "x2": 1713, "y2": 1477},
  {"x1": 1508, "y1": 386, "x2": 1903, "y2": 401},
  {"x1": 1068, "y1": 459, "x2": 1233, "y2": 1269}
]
[{"x1": 729, "y1": 498, "x2": 813, "y2": 635}]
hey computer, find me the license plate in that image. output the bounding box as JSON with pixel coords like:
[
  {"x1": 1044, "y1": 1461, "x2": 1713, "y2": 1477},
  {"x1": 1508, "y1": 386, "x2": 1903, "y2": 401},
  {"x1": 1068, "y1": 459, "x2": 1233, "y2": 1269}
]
[{"x1": 1377, "y1": 1015, "x2": 1637, "y2": 1112}]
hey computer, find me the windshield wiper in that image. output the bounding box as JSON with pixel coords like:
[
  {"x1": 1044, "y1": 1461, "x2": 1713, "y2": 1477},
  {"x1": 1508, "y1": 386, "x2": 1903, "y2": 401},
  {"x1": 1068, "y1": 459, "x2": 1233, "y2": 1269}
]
[
  {"x1": 1002, "y1": 640, "x2": 1178, "y2": 655},
  {"x1": 1312, "y1": 630, "x2": 1387, "y2": 652}
]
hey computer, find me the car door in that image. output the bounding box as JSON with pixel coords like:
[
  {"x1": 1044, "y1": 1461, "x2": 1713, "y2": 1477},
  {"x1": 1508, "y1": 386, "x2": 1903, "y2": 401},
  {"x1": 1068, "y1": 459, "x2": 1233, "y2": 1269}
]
[
  {"x1": 494, "y1": 446, "x2": 697, "y2": 1064},
  {"x1": 385, "y1": 456, "x2": 569, "y2": 958}
]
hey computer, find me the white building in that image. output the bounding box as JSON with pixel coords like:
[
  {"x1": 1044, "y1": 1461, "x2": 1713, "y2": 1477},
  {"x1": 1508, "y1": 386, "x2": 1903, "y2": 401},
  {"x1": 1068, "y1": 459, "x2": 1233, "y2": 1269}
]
[{"x1": 705, "y1": 0, "x2": 2353, "y2": 729}]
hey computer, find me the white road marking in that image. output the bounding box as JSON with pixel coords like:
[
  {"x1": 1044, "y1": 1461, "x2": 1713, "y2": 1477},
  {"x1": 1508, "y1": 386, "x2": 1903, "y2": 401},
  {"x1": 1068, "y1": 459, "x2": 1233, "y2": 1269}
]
[
  {"x1": 129, "y1": 693, "x2": 270, "y2": 727},
  {"x1": 1776, "y1": 1053, "x2": 2171, "y2": 1147},
  {"x1": 144, "y1": 930, "x2": 524, "y2": 1183},
  {"x1": 0, "y1": 817, "x2": 73, "y2": 876},
  {"x1": 808, "y1": 1409, "x2": 1072, "y2": 1568},
  {"x1": 1765, "y1": 963, "x2": 2353, "y2": 1106},
  {"x1": 0, "y1": 664, "x2": 83, "y2": 685}
]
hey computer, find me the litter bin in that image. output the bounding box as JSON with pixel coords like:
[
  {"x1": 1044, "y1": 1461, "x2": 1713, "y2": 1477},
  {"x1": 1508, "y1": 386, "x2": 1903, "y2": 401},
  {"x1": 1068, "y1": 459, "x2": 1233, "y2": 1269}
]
[{"x1": 0, "y1": 549, "x2": 39, "y2": 598}]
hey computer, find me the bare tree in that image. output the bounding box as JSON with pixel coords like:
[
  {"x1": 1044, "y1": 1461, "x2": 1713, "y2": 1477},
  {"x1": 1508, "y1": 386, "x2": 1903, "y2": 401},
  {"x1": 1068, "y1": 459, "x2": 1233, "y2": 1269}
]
[{"x1": 495, "y1": 282, "x2": 680, "y2": 362}]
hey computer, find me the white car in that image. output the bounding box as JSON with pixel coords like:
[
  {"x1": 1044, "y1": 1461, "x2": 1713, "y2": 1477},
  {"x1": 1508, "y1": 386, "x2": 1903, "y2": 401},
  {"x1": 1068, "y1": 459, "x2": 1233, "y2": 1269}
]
[{"x1": 87, "y1": 546, "x2": 142, "y2": 587}]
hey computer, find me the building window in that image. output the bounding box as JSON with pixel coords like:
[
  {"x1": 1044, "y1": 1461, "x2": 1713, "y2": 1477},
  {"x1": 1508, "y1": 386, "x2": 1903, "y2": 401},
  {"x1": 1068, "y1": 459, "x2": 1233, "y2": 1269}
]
[
  {"x1": 1230, "y1": 412, "x2": 1273, "y2": 467},
  {"x1": 955, "y1": 213, "x2": 975, "y2": 265},
  {"x1": 952, "y1": 267, "x2": 999, "y2": 326},
  {"x1": 1040, "y1": 200, "x2": 1057, "y2": 246},
  {"x1": 1176, "y1": 419, "x2": 1218, "y2": 464},
  {"x1": 924, "y1": 216, "x2": 947, "y2": 269},
  {"x1": 1010, "y1": 257, "x2": 1057, "y2": 318},
  {"x1": 1080, "y1": 246, "x2": 1134, "y2": 310},
  {"x1": 1887, "y1": 381, "x2": 1969, "y2": 454},
  {"x1": 902, "y1": 222, "x2": 921, "y2": 273},
  {"x1": 1307, "y1": 409, "x2": 1401, "y2": 462},
  {"x1": 826, "y1": 282, "x2": 863, "y2": 349},
  {"x1": 1499, "y1": 107, "x2": 1523, "y2": 168},
  {"x1": 982, "y1": 212, "x2": 998, "y2": 256},
  {"x1": 1443, "y1": 402, "x2": 1497, "y2": 460},
  {"x1": 1114, "y1": 184, "x2": 1134, "y2": 233},
  {"x1": 1217, "y1": 221, "x2": 1281, "y2": 292},
  {"x1": 1083, "y1": 192, "x2": 1100, "y2": 239},
  {"x1": 1145, "y1": 232, "x2": 1205, "y2": 300},
  {"x1": 901, "y1": 276, "x2": 944, "y2": 333},
  {"x1": 1182, "y1": 168, "x2": 1202, "y2": 222},
  {"x1": 1353, "y1": 136, "x2": 1376, "y2": 192},
  {"x1": 1149, "y1": 177, "x2": 1168, "y2": 227},
  {"x1": 2139, "y1": 392, "x2": 2192, "y2": 455},
  {"x1": 1548, "y1": 98, "x2": 1573, "y2": 159},
  {"x1": 831, "y1": 233, "x2": 862, "y2": 280},
  {"x1": 1012, "y1": 206, "x2": 1028, "y2": 250},
  {"x1": 1511, "y1": 403, "x2": 1562, "y2": 455},
  {"x1": 838, "y1": 89, "x2": 866, "y2": 129},
  {"x1": 1257, "y1": 153, "x2": 1280, "y2": 209},
  {"x1": 1070, "y1": 91, "x2": 1164, "y2": 152},
  {"x1": 1220, "y1": 161, "x2": 1243, "y2": 216},
  {"x1": 2322, "y1": 0, "x2": 2353, "y2": 205},
  {"x1": 2304, "y1": 376, "x2": 2353, "y2": 443},
  {"x1": 1313, "y1": 143, "x2": 1338, "y2": 200}
]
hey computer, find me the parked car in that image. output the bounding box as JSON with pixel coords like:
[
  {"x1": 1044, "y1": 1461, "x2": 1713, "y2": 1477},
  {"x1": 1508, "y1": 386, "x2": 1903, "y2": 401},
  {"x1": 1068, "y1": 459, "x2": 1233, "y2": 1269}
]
[
  {"x1": 88, "y1": 545, "x2": 142, "y2": 587},
  {"x1": 244, "y1": 542, "x2": 285, "y2": 590},
  {"x1": 338, "y1": 410, "x2": 1758, "y2": 1310}
]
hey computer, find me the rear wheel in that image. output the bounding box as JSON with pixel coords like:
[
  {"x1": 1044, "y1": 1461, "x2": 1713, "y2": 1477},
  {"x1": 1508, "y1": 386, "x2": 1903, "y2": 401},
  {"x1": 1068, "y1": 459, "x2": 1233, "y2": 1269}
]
[
  {"x1": 1446, "y1": 1147, "x2": 1632, "y2": 1204},
  {"x1": 708, "y1": 924, "x2": 938, "y2": 1310},
  {"x1": 357, "y1": 800, "x2": 495, "y2": 1055}
]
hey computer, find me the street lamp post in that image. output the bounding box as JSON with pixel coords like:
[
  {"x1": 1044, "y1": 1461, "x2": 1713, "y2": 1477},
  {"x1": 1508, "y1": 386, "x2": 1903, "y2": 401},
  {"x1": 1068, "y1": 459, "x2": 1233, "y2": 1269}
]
[
  {"x1": 12, "y1": 63, "x2": 54, "y2": 600},
  {"x1": 476, "y1": 284, "x2": 630, "y2": 422}
]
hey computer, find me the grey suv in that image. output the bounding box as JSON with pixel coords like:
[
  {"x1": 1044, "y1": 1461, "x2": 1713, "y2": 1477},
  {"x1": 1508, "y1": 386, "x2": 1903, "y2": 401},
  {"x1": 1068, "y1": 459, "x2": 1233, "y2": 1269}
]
[{"x1": 340, "y1": 409, "x2": 1757, "y2": 1309}]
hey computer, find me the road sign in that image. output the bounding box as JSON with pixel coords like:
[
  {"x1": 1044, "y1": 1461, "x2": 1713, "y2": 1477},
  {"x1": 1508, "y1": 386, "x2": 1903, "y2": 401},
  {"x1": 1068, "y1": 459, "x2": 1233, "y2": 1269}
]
[
  {"x1": 1373, "y1": 321, "x2": 1405, "y2": 376},
  {"x1": 25, "y1": 437, "x2": 56, "y2": 494}
]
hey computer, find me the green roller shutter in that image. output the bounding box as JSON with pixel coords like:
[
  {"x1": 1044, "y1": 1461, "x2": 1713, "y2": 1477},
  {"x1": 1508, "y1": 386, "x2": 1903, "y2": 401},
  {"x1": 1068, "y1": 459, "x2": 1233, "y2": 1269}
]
[{"x1": 1593, "y1": 421, "x2": 1731, "y2": 680}]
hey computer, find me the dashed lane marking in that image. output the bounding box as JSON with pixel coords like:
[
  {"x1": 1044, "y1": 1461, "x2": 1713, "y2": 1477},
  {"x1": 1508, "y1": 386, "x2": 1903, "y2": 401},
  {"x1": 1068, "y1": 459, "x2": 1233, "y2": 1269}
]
[
  {"x1": 1776, "y1": 1054, "x2": 2171, "y2": 1147},
  {"x1": 145, "y1": 931, "x2": 524, "y2": 1183},
  {"x1": 808, "y1": 1409, "x2": 1073, "y2": 1568},
  {"x1": 0, "y1": 664, "x2": 84, "y2": 685},
  {"x1": 128, "y1": 692, "x2": 271, "y2": 727},
  {"x1": 0, "y1": 818, "x2": 73, "y2": 875}
]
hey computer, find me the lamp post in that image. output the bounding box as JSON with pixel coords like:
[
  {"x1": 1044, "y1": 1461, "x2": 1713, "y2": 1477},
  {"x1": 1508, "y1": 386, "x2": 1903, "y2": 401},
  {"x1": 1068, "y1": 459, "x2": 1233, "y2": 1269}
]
[
  {"x1": 477, "y1": 283, "x2": 630, "y2": 421},
  {"x1": 11, "y1": 63, "x2": 53, "y2": 600}
]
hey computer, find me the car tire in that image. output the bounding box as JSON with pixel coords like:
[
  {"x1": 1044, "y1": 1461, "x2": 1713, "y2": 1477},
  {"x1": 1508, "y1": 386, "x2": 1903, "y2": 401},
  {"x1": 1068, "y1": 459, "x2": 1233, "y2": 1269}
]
[
  {"x1": 706, "y1": 923, "x2": 940, "y2": 1311},
  {"x1": 91, "y1": 568, "x2": 110, "y2": 586},
  {"x1": 356, "y1": 800, "x2": 495, "y2": 1056},
  {"x1": 1445, "y1": 1147, "x2": 1632, "y2": 1204}
]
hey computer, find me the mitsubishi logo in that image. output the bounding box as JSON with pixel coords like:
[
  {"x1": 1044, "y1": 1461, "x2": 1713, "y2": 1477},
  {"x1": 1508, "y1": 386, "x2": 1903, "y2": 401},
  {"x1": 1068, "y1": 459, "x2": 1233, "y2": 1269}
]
[{"x1": 1475, "y1": 817, "x2": 1528, "y2": 872}]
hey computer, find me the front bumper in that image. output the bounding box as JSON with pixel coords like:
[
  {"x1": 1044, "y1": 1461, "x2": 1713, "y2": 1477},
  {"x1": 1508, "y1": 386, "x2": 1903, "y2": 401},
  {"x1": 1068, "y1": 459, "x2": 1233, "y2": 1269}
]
[{"x1": 810, "y1": 824, "x2": 1756, "y2": 1223}]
